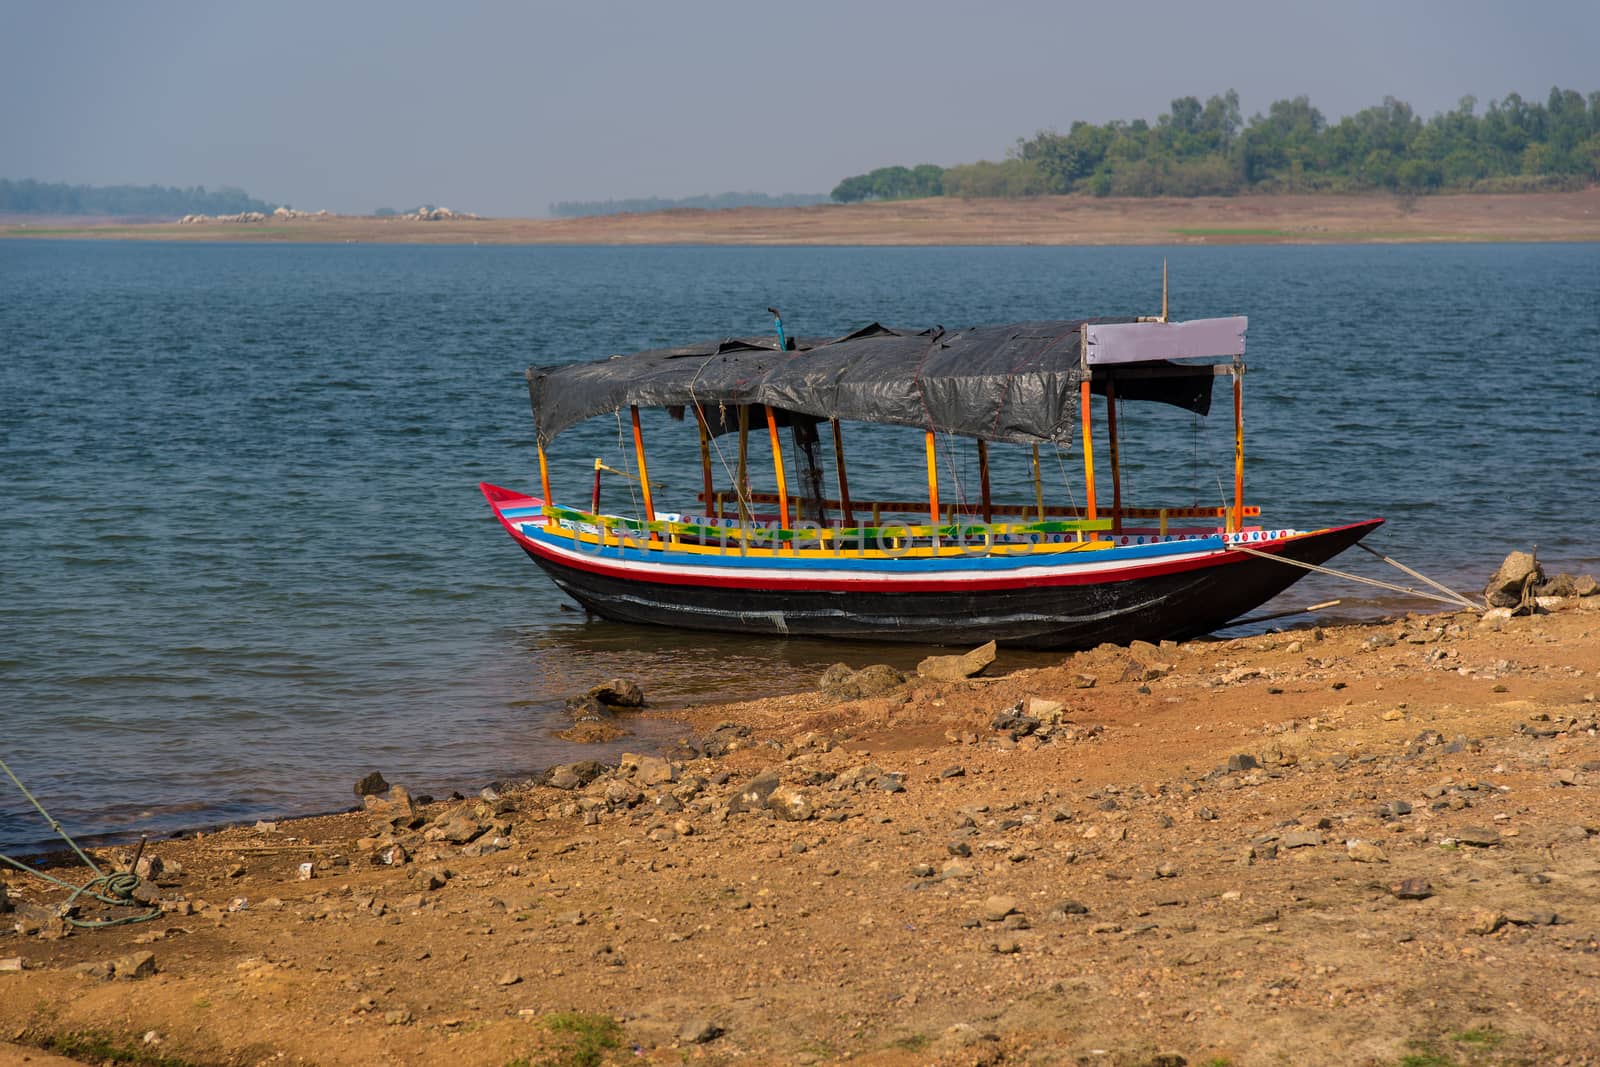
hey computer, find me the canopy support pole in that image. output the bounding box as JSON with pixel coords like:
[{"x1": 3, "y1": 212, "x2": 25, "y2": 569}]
[
  {"x1": 976, "y1": 439, "x2": 993, "y2": 523},
  {"x1": 1231, "y1": 361, "x2": 1244, "y2": 534},
  {"x1": 694, "y1": 406, "x2": 714, "y2": 520},
  {"x1": 791, "y1": 419, "x2": 828, "y2": 526},
  {"x1": 1079, "y1": 379, "x2": 1098, "y2": 522},
  {"x1": 831, "y1": 419, "x2": 854, "y2": 525},
  {"x1": 537, "y1": 442, "x2": 553, "y2": 510},
  {"x1": 765, "y1": 406, "x2": 791, "y2": 540},
  {"x1": 1106, "y1": 378, "x2": 1122, "y2": 534},
  {"x1": 1030, "y1": 445, "x2": 1045, "y2": 522},
  {"x1": 736, "y1": 406, "x2": 751, "y2": 528},
  {"x1": 629, "y1": 405, "x2": 658, "y2": 543},
  {"x1": 925, "y1": 431, "x2": 940, "y2": 549}
]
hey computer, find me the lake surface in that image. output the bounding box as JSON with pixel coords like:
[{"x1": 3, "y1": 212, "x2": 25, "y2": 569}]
[{"x1": 3, "y1": 240, "x2": 1597, "y2": 851}]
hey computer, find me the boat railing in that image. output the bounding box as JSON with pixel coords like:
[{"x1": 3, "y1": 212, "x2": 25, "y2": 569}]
[
  {"x1": 535, "y1": 503, "x2": 1117, "y2": 558},
  {"x1": 699, "y1": 489, "x2": 1259, "y2": 536}
]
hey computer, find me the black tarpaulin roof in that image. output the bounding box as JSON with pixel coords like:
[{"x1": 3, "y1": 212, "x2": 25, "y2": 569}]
[{"x1": 526, "y1": 319, "x2": 1218, "y2": 447}]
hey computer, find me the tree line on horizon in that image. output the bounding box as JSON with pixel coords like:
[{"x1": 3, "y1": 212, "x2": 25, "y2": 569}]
[
  {"x1": 831, "y1": 87, "x2": 1600, "y2": 201},
  {"x1": 0, "y1": 179, "x2": 276, "y2": 217},
  {"x1": 551, "y1": 191, "x2": 830, "y2": 218}
]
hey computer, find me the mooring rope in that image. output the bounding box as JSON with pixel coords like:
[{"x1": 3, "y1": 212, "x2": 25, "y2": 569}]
[
  {"x1": 0, "y1": 756, "x2": 161, "y2": 928},
  {"x1": 1227, "y1": 544, "x2": 1479, "y2": 610}
]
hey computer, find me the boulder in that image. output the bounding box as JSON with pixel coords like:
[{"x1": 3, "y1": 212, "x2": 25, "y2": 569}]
[
  {"x1": 1484, "y1": 550, "x2": 1542, "y2": 608},
  {"x1": 729, "y1": 770, "x2": 781, "y2": 814},
  {"x1": 819, "y1": 663, "x2": 907, "y2": 700},
  {"x1": 543, "y1": 760, "x2": 609, "y2": 791},
  {"x1": 767, "y1": 784, "x2": 816, "y2": 821},
  {"x1": 363, "y1": 784, "x2": 417, "y2": 824},
  {"x1": 618, "y1": 753, "x2": 676, "y2": 786},
  {"x1": 917, "y1": 641, "x2": 997, "y2": 682},
  {"x1": 700, "y1": 722, "x2": 752, "y2": 757},
  {"x1": 588, "y1": 678, "x2": 645, "y2": 708},
  {"x1": 354, "y1": 771, "x2": 390, "y2": 797}
]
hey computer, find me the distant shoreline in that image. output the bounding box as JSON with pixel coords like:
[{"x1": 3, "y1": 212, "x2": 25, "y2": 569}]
[{"x1": 3, "y1": 189, "x2": 1598, "y2": 246}]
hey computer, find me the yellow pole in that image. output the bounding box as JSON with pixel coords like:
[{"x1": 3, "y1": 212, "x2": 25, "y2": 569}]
[
  {"x1": 629, "y1": 405, "x2": 658, "y2": 542},
  {"x1": 976, "y1": 439, "x2": 992, "y2": 523},
  {"x1": 924, "y1": 431, "x2": 940, "y2": 548},
  {"x1": 736, "y1": 406, "x2": 750, "y2": 527},
  {"x1": 765, "y1": 406, "x2": 790, "y2": 538},
  {"x1": 1232, "y1": 366, "x2": 1244, "y2": 534},
  {"x1": 537, "y1": 441, "x2": 552, "y2": 510},
  {"x1": 1080, "y1": 379, "x2": 1097, "y2": 522},
  {"x1": 1030, "y1": 444, "x2": 1045, "y2": 522},
  {"x1": 1106, "y1": 378, "x2": 1122, "y2": 534}
]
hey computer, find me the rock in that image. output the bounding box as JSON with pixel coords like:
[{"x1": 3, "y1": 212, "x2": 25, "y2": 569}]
[
  {"x1": 1346, "y1": 840, "x2": 1389, "y2": 863},
  {"x1": 939, "y1": 860, "x2": 976, "y2": 880},
  {"x1": 557, "y1": 720, "x2": 626, "y2": 743},
  {"x1": 1028, "y1": 698, "x2": 1065, "y2": 720},
  {"x1": 1575, "y1": 574, "x2": 1599, "y2": 597},
  {"x1": 112, "y1": 951, "x2": 157, "y2": 980},
  {"x1": 564, "y1": 694, "x2": 615, "y2": 723},
  {"x1": 982, "y1": 895, "x2": 1020, "y2": 922},
  {"x1": 917, "y1": 640, "x2": 998, "y2": 682},
  {"x1": 587, "y1": 678, "x2": 644, "y2": 707},
  {"x1": 1455, "y1": 826, "x2": 1502, "y2": 848},
  {"x1": 729, "y1": 770, "x2": 782, "y2": 813},
  {"x1": 1226, "y1": 753, "x2": 1259, "y2": 772},
  {"x1": 354, "y1": 771, "x2": 390, "y2": 797},
  {"x1": 700, "y1": 722, "x2": 752, "y2": 756},
  {"x1": 544, "y1": 761, "x2": 608, "y2": 790},
  {"x1": 1390, "y1": 878, "x2": 1433, "y2": 900},
  {"x1": 819, "y1": 663, "x2": 906, "y2": 700},
  {"x1": 1484, "y1": 550, "x2": 1541, "y2": 608},
  {"x1": 1465, "y1": 909, "x2": 1506, "y2": 936},
  {"x1": 364, "y1": 784, "x2": 417, "y2": 823},
  {"x1": 1155, "y1": 862, "x2": 1179, "y2": 878},
  {"x1": 678, "y1": 1018, "x2": 724, "y2": 1044},
  {"x1": 989, "y1": 937, "x2": 1021, "y2": 954},
  {"x1": 0, "y1": 881, "x2": 10, "y2": 914},
  {"x1": 619, "y1": 753, "x2": 676, "y2": 786},
  {"x1": 991, "y1": 703, "x2": 1040, "y2": 739},
  {"x1": 1050, "y1": 900, "x2": 1090, "y2": 918},
  {"x1": 939, "y1": 764, "x2": 966, "y2": 779},
  {"x1": 1072, "y1": 673, "x2": 1097, "y2": 689},
  {"x1": 767, "y1": 784, "x2": 816, "y2": 822},
  {"x1": 424, "y1": 812, "x2": 485, "y2": 845},
  {"x1": 1280, "y1": 830, "x2": 1322, "y2": 849}
]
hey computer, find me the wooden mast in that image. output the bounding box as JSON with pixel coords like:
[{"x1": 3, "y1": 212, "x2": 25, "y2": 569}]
[
  {"x1": 1105, "y1": 377, "x2": 1121, "y2": 533},
  {"x1": 537, "y1": 441, "x2": 552, "y2": 509},
  {"x1": 694, "y1": 406, "x2": 714, "y2": 519},
  {"x1": 1232, "y1": 361, "x2": 1245, "y2": 534},
  {"x1": 1030, "y1": 444, "x2": 1045, "y2": 521},
  {"x1": 924, "y1": 431, "x2": 940, "y2": 548},
  {"x1": 736, "y1": 406, "x2": 751, "y2": 528},
  {"x1": 830, "y1": 419, "x2": 854, "y2": 525},
  {"x1": 976, "y1": 439, "x2": 993, "y2": 523}
]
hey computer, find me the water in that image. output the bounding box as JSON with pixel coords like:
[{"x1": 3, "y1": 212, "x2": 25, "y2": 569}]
[{"x1": 2, "y1": 240, "x2": 1597, "y2": 851}]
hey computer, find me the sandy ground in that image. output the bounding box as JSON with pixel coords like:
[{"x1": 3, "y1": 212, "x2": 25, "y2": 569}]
[
  {"x1": 2, "y1": 595, "x2": 1599, "y2": 1066},
  {"x1": 3, "y1": 189, "x2": 1599, "y2": 246}
]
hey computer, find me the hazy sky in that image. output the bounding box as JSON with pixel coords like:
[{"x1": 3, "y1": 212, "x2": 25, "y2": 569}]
[{"x1": 4, "y1": 0, "x2": 1596, "y2": 216}]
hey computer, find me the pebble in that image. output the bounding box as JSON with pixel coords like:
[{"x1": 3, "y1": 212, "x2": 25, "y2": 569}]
[
  {"x1": 496, "y1": 971, "x2": 521, "y2": 986},
  {"x1": 1390, "y1": 878, "x2": 1433, "y2": 900},
  {"x1": 679, "y1": 1018, "x2": 724, "y2": 1044},
  {"x1": 1280, "y1": 830, "x2": 1323, "y2": 849},
  {"x1": 1346, "y1": 840, "x2": 1389, "y2": 863},
  {"x1": 1455, "y1": 826, "x2": 1503, "y2": 848},
  {"x1": 1465, "y1": 909, "x2": 1506, "y2": 936},
  {"x1": 983, "y1": 895, "x2": 1020, "y2": 922}
]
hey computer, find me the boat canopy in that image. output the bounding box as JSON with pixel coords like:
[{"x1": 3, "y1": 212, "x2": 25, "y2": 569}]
[{"x1": 526, "y1": 316, "x2": 1246, "y2": 448}]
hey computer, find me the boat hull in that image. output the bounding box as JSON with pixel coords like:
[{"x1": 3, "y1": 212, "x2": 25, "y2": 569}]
[{"x1": 483, "y1": 485, "x2": 1383, "y2": 649}]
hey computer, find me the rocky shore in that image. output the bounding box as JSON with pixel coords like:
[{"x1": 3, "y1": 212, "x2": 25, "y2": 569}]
[{"x1": 3, "y1": 583, "x2": 1599, "y2": 1065}]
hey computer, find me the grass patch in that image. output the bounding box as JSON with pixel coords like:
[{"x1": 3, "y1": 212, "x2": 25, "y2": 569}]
[
  {"x1": 890, "y1": 1032, "x2": 931, "y2": 1051},
  {"x1": 35, "y1": 1031, "x2": 206, "y2": 1067},
  {"x1": 1451, "y1": 1026, "x2": 1504, "y2": 1048},
  {"x1": 507, "y1": 1012, "x2": 624, "y2": 1067}
]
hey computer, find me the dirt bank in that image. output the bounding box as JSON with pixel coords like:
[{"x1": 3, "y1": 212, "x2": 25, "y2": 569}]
[
  {"x1": 4, "y1": 189, "x2": 1598, "y2": 246},
  {"x1": 2, "y1": 599, "x2": 1599, "y2": 1066}
]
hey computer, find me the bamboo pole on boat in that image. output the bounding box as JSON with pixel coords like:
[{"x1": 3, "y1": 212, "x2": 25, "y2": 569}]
[
  {"x1": 1105, "y1": 377, "x2": 1122, "y2": 534},
  {"x1": 537, "y1": 442, "x2": 553, "y2": 510},
  {"x1": 1030, "y1": 445, "x2": 1045, "y2": 522},
  {"x1": 591, "y1": 458, "x2": 602, "y2": 513},
  {"x1": 1231, "y1": 363, "x2": 1244, "y2": 534},
  {"x1": 924, "y1": 431, "x2": 940, "y2": 549},
  {"x1": 694, "y1": 406, "x2": 714, "y2": 519},
  {"x1": 736, "y1": 406, "x2": 751, "y2": 527},
  {"x1": 976, "y1": 439, "x2": 993, "y2": 523},
  {"x1": 629, "y1": 405, "x2": 658, "y2": 543},
  {"x1": 1079, "y1": 379, "x2": 1098, "y2": 522},
  {"x1": 830, "y1": 419, "x2": 854, "y2": 525},
  {"x1": 765, "y1": 406, "x2": 791, "y2": 539}
]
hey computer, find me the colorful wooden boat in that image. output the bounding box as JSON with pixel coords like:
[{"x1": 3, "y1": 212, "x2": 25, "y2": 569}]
[{"x1": 482, "y1": 305, "x2": 1382, "y2": 649}]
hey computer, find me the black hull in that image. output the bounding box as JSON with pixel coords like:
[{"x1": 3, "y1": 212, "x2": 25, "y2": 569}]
[{"x1": 523, "y1": 520, "x2": 1383, "y2": 650}]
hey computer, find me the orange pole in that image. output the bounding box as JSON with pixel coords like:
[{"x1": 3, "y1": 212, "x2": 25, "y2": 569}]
[
  {"x1": 1232, "y1": 367, "x2": 1244, "y2": 534},
  {"x1": 765, "y1": 406, "x2": 790, "y2": 537},
  {"x1": 925, "y1": 431, "x2": 940, "y2": 548},
  {"x1": 537, "y1": 441, "x2": 552, "y2": 510},
  {"x1": 629, "y1": 405, "x2": 658, "y2": 542},
  {"x1": 1105, "y1": 378, "x2": 1121, "y2": 533},
  {"x1": 1079, "y1": 379, "x2": 1097, "y2": 521}
]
